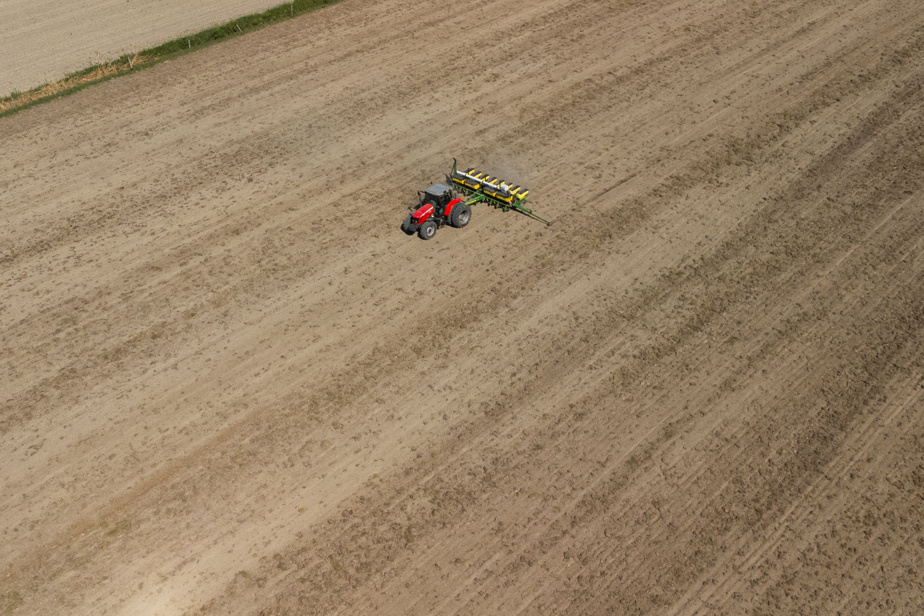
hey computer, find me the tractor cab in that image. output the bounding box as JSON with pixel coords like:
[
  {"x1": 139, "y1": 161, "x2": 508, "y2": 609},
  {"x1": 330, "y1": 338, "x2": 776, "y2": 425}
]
[{"x1": 419, "y1": 182, "x2": 454, "y2": 212}]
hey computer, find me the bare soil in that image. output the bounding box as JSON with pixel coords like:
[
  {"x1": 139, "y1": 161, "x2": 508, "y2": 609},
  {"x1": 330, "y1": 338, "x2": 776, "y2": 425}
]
[
  {"x1": 0, "y1": 0, "x2": 285, "y2": 96},
  {"x1": 2, "y1": 0, "x2": 923, "y2": 614}
]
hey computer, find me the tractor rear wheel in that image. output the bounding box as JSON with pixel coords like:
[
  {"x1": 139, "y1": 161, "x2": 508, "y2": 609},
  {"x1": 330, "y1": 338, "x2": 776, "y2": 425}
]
[
  {"x1": 418, "y1": 221, "x2": 437, "y2": 240},
  {"x1": 451, "y1": 204, "x2": 471, "y2": 228}
]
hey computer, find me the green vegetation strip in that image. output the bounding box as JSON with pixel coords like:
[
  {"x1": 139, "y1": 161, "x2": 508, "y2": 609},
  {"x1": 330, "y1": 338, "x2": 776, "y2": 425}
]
[{"x1": 0, "y1": 0, "x2": 340, "y2": 118}]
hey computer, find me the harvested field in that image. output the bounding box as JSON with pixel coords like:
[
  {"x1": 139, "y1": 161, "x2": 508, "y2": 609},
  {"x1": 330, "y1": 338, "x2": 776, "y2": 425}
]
[
  {"x1": 0, "y1": 0, "x2": 286, "y2": 96},
  {"x1": 2, "y1": 0, "x2": 923, "y2": 614}
]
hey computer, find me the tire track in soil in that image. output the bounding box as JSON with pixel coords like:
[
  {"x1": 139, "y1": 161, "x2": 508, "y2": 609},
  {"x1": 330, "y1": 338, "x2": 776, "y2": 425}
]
[
  {"x1": 199, "y1": 8, "x2": 924, "y2": 616},
  {"x1": 3, "y1": 0, "x2": 924, "y2": 614}
]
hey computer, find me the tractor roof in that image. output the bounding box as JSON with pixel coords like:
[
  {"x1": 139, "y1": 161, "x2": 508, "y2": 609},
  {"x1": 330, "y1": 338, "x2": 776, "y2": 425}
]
[{"x1": 424, "y1": 182, "x2": 452, "y2": 196}]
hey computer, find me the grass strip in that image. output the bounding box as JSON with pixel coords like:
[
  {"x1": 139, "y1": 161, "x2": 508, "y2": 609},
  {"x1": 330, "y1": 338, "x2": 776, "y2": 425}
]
[{"x1": 0, "y1": 0, "x2": 340, "y2": 118}]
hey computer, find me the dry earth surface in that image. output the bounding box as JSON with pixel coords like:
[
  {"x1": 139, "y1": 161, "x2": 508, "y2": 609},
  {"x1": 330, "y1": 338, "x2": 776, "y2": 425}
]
[
  {"x1": 2, "y1": 0, "x2": 924, "y2": 614},
  {"x1": 0, "y1": 0, "x2": 286, "y2": 96}
]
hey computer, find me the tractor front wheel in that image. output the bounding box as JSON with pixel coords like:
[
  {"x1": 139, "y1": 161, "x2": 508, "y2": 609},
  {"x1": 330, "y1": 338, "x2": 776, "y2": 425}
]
[
  {"x1": 418, "y1": 221, "x2": 437, "y2": 240},
  {"x1": 401, "y1": 214, "x2": 416, "y2": 234},
  {"x1": 451, "y1": 204, "x2": 471, "y2": 228}
]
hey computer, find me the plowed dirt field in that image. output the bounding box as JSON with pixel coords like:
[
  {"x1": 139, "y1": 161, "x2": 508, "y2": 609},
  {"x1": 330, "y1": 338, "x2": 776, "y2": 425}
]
[{"x1": 3, "y1": 0, "x2": 924, "y2": 614}]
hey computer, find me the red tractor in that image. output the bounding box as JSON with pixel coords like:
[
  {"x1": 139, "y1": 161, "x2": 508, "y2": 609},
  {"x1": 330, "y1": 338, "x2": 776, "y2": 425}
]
[{"x1": 401, "y1": 182, "x2": 472, "y2": 240}]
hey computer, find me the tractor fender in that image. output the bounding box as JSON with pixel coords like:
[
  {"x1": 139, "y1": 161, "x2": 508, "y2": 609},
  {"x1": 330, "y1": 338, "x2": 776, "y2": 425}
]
[
  {"x1": 444, "y1": 197, "x2": 464, "y2": 218},
  {"x1": 412, "y1": 203, "x2": 434, "y2": 225}
]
